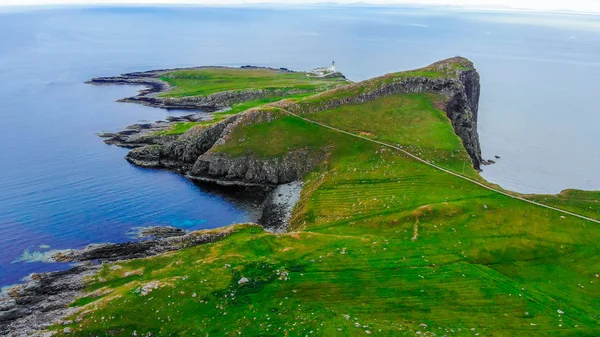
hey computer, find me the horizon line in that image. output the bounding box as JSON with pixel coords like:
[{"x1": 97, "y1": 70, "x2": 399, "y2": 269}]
[{"x1": 1, "y1": 1, "x2": 600, "y2": 15}]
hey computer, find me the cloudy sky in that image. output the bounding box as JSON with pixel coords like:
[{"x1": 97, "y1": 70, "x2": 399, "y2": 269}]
[{"x1": 1, "y1": 0, "x2": 600, "y2": 14}]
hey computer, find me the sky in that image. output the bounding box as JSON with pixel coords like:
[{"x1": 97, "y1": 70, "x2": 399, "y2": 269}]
[{"x1": 1, "y1": 0, "x2": 600, "y2": 14}]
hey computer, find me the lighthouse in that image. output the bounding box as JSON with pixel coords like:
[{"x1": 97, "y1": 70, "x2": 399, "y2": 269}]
[{"x1": 330, "y1": 61, "x2": 336, "y2": 72}]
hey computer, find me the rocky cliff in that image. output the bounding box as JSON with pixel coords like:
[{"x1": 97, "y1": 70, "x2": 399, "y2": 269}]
[
  {"x1": 126, "y1": 109, "x2": 326, "y2": 186},
  {"x1": 126, "y1": 57, "x2": 483, "y2": 185}
]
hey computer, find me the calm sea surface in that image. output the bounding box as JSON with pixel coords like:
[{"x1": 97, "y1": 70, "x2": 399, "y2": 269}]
[{"x1": 1, "y1": 5, "x2": 599, "y2": 286}]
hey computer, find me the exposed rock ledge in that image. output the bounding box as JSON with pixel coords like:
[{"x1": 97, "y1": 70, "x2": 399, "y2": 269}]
[
  {"x1": 0, "y1": 225, "x2": 247, "y2": 336},
  {"x1": 97, "y1": 112, "x2": 212, "y2": 148}
]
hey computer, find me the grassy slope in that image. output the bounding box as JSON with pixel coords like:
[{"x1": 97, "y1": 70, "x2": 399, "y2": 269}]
[
  {"x1": 156, "y1": 67, "x2": 348, "y2": 135},
  {"x1": 526, "y1": 190, "x2": 600, "y2": 220},
  {"x1": 51, "y1": 65, "x2": 600, "y2": 336},
  {"x1": 157, "y1": 94, "x2": 315, "y2": 136}
]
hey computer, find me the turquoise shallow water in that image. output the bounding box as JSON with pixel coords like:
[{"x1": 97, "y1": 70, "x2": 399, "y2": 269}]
[{"x1": 1, "y1": 5, "x2": 599, "y2": 287}]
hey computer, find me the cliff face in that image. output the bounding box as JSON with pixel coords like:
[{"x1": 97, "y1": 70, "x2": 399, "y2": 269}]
[
  {"x1": 188, "y1": 149, "x2": 325, "y2": 186},
  {"x1": 127, "y1": 110, "x2": 325, "y2": 186},
  {"x1": 126, "y1": 115, "x2": 241, "y2": 171},
  {"x1": 448, "y1": 68, "x2": 482, "y2": 170}
]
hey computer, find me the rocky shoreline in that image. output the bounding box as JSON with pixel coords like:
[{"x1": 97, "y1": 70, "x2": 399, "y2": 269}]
[
  {"x1": 1, "y1": 65, "x2": 313, "y2": 336},
  {"x1": 91, "y1": 65, "x2": 334, "y2": 149},
  {"x1": 97, "y1": 112, "x2": 211, "y2": 148},
  {"x1": 87, "y1": 65, "x2": 299, "y2": 111},
  {"x1": 0, "y1": 225, "x2": 247, "y2": 336}
]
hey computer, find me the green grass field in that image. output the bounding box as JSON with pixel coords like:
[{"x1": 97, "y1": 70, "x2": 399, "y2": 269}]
[
  {"x1": 48, "y1": 61, "x2": 600, "y2": 336},
  {"x1": 160, "y1": 67, "x2": 348, "y2": 98}
]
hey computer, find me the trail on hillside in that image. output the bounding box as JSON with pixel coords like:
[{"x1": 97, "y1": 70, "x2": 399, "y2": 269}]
[{"x1": 277, "y1": 108, "x2": 600, "y2": 225}]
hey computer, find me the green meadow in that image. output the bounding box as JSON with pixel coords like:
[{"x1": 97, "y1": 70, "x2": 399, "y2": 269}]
[
  {"x1": 49, "y1": 61, "x2": 600, "y2": 336},
  {"x1": 160, "y1": 67, "x2": 347, "y2": 98}
]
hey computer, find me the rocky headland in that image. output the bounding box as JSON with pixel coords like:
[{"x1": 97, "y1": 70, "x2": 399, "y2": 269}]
[
  {"x1": 126, "y1": 57, "x2": 484, "y2": 184},
  {"x1": 91, "y1": 66, "x2": 346, "y2": 148},
  {"x1": 0, "y1": 58, "x2": 486, "y2": 336}
]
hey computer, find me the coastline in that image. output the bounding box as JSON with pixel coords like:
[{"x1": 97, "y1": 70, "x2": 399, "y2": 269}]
[
  {"x1": 0, "y1": 224, "x2": 255, "y2": 335},
  {"x1": 1, "y1": 59, "x2": 488, "y2": 335},
  {"x1": 1, "y1": 66, "x2": 318, "y2": 335},
  {"x1": 86, "y1": 65, "x2": 300, "y2": 111},
  {"x1": 92, "y1": 65, "x2": 342, "y2": 148}
]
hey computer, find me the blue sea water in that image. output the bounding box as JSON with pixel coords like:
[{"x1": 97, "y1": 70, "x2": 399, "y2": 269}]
[{"x1": 1, "y1": 5, "x2": 599, "y2": 287}]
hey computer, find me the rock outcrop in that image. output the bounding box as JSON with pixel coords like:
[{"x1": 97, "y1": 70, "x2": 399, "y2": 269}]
[
  {"x1": 98, "y1": 112, "x2": 211, "y2": 148},
  {"x1": 126, "y1": 114, "x2": 242, "y2": 171},
  {"x1": 188, "y1": 149, "x2": 325, "y2": 186},
  {"x1": 51, "y1": 225, "x2": 240, "y2": 263},
  {"x1": 0, "y1": 265, "x2": 100, "y2": 336}
]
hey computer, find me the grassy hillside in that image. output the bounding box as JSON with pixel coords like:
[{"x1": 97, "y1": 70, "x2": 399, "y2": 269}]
[
  {"x1": 156, "y1": 67, "x2": 349, "y2": 135},
  {"x1": 526, "y1": 189, "x2": 600, "y2": 220},
  {"x1": 160, "y1": 67, "x2": 348, "y2": 98},
  {"x1": 157, "y1": 93, "x2": 316, "y2": 136},
  {"x1": 48, "y1": 61, "x2": 600, "y2": 336}
]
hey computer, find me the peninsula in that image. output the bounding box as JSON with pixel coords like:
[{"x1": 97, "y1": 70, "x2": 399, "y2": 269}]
[{"x1": 2, "y1": 58, "x2": 599, "y2": 336}]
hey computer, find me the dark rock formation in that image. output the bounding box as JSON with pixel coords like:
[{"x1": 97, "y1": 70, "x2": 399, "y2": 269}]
[
  {"x1": 98, "y1": 112, "x2": 215, "y2": 148},
  {"x1": 188, "y1": 150, "x2": 324, "y2": 186},
  {"x1": 0, "y1": 265, "x2": 99, "y2": 336},
  {"x1": 51, "y1": 225, "x2": 239, "y2": 263},
  {"x1": 134, "y1": 226, "x2": 187, "y2": 239}
]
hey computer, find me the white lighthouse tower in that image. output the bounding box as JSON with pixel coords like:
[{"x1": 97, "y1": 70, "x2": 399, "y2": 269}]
[{"x1": 330, "y1": 61, "x2": 336, "y2": 72}]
